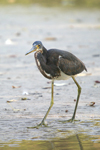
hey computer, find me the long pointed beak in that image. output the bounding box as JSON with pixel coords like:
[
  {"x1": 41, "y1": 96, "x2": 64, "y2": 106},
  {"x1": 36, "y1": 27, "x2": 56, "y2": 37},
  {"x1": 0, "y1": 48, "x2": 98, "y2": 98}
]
[{"x1": 25, "y1": 45, "x2": 37, "y2": 55}]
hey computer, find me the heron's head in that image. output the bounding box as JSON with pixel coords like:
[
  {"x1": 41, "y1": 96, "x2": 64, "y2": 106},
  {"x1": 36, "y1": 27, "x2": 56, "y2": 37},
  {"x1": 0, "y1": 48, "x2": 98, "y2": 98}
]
[{"x1": 25, "y1": 41, "x2": 43, "y2": 55}]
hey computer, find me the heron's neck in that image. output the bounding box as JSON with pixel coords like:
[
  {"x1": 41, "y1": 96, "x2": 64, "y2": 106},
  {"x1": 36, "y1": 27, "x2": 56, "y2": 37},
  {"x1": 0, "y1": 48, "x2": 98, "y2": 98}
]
[{"x1": 42, "y1": 46, "x2": 47, "y2": 58}]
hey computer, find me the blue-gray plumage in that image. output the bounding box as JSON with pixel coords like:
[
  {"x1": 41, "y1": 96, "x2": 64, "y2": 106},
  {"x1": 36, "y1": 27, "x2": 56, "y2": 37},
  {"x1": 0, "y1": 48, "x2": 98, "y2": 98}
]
[{"x1": 25, "y1": 41, "x2": 87, "y2": 128}]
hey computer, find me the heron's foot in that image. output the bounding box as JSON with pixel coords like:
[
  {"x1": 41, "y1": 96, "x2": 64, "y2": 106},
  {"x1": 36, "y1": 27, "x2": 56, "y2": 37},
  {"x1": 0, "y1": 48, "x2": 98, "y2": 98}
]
[
  {"x1": 61, "y1": 118, "x2": 74, "y2": 123},
  {"x1": 60, "y1": 118, "x2": 80, "y2": 123},
  {"x1": 27, "y1": 121, "x2": 48, "y2": 129}
]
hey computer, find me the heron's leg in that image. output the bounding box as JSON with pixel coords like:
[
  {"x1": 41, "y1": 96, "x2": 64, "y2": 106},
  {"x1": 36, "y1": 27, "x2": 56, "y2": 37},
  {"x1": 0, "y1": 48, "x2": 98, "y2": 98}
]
[
  {"x1": 62, "y1": 76, "x2": 81, "y2": 123},
  {"x1": 71, "y1": 76, "x2": 81, "y2": 121},
  {"x1": 28, "y1": 80, "x2": 54, "y2": 129},
  {"x1": 38, "y1": 80, "x2": 54, "y2": 126},
  {"x1": 66, "y1": 76, "x2": 81, "y2": 122}
]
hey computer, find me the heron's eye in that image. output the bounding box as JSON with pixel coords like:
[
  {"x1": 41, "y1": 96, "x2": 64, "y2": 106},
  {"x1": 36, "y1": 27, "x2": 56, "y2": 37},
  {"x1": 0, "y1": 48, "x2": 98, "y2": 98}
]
[{"x1": 38, "y1": 44, "x2": 40, "y2": 47}]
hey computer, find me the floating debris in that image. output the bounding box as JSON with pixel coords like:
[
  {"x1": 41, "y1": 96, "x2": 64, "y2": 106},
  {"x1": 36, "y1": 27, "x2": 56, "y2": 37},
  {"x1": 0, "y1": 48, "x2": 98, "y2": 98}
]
[
  {"x1": 12, "y1": 85, "x2": 21, "y2": 89},
  {"x1": 7, "y1": 100, "x2": 20, "y2": 112},
  {"x1": 44, "y1": 37, "x2": 57, "y2": 41},
  {"x1": 88, "y1": 102, "x2": 95, "y2": 106},
  {"x1": 5, "y1": 39, "x2": 16, "y2": 45},
  {"x1": 65, "y1": 110, "x2": 68, "y2": 113},
  {"x1": 22, "y1": 91, "x2": 29, "y2": 95},
  {"x1": 7, "y1": 99, "x2": 26, "y2": 112},
  {"x1": 42, "y1": 87, "x2": 51, "y2": 89},
  {"x1": 21, "y1": 97, "x2": 31, "y2": 100},
  {"x1": 7, "y1": 99, "x2": 17, "y2": 103},
  {"x1": 95, "y1": 80, "x2": 100, "y2": 83}
]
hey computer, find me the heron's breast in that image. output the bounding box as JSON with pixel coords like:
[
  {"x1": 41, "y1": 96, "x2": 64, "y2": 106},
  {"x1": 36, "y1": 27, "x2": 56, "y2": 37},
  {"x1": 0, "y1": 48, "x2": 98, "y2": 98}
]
[{"x1": 56, "y1": 71, "x2": 71, "y2": 80}]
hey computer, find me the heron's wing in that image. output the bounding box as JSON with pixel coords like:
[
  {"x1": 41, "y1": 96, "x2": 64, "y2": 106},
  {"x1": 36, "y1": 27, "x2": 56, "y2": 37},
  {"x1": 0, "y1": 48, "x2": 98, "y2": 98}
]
[{"x1": 58, "y1": 55, "x2": 87, "y2": 76}]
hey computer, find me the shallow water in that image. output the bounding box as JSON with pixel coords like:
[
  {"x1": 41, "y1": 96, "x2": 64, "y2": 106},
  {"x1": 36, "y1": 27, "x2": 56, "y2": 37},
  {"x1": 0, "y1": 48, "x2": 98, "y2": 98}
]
[
  {"x1": 0, "y1": 4, "x2": 100, "y2": 149},
  {"x1": 0, "y1": 133, "x2": 100, "y2": 150}
]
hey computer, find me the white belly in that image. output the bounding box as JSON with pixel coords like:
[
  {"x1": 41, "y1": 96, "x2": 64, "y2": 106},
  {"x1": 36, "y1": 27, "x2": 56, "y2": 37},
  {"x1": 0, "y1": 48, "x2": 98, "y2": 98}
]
[{"x1": 56, "y1": 71, "x2": 71, "y2": 80}]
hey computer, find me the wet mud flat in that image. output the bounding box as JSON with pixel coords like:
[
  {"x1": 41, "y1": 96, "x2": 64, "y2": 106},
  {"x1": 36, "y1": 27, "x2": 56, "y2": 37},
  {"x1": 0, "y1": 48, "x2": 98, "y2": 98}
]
[{"x1": 0, "y1": 5, "x2": 100, "y2": 149}]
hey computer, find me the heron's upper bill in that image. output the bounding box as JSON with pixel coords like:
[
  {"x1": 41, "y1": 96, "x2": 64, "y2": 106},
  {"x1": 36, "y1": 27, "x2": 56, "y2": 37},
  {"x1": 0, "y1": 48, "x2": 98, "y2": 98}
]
[{"x1": 25, "y1": 45, "x2": 38, "y2": 55}]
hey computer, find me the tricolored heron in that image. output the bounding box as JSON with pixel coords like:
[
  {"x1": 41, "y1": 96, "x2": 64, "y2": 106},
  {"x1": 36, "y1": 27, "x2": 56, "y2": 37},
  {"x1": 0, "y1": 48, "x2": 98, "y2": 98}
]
[{"x1": 25, "y1": 41, "x2": 87, "y2": 128}]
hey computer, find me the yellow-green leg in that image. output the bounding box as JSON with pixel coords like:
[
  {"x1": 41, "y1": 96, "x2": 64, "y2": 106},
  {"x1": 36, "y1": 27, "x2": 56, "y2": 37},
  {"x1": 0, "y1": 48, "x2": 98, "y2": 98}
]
[
  {"x1": 28, "y1": 80, "x2": 54, "y2": 129},
  {"x1": 71, "y1": 76, "x2": 81, "y2": 121},
  {"x1": 65, "y1": 76, "x2": 81, "y2": 122}
]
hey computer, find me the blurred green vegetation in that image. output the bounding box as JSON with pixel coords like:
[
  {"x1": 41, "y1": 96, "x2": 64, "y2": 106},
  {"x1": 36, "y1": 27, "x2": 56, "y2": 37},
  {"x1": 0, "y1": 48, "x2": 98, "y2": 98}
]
[{"x1": 0, "y1": 0, "x2": 100, "y2": 8}]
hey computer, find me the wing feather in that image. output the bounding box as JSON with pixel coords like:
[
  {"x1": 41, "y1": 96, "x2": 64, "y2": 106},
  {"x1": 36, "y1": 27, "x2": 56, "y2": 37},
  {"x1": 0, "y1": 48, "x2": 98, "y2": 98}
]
[{"x1": 58, "y1": 54, "x2": 87, "y2": 75}]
